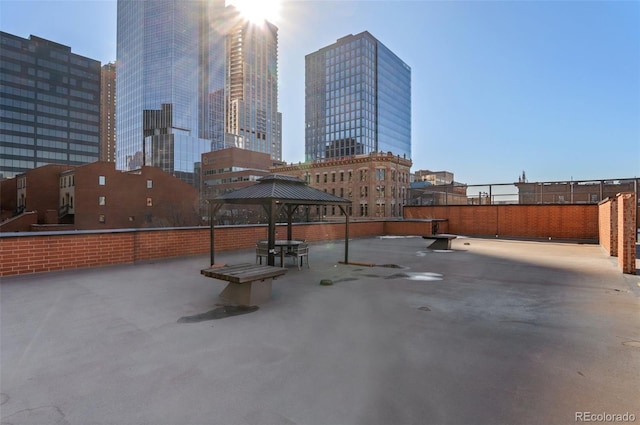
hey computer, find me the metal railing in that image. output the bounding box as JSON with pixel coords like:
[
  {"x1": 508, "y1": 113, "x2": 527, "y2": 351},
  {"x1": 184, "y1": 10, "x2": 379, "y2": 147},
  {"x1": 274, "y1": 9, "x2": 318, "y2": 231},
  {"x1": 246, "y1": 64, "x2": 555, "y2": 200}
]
[{"x1": 408, "y1": 178, "x2": 639, "y2": 206}]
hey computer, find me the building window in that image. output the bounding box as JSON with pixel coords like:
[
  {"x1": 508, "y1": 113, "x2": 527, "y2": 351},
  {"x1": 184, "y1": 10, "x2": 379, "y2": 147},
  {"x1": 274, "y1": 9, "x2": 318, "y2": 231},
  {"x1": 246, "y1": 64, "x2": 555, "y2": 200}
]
[
  {"x1": 98, "y1": 196, "x2": 105, "y2": 205},
  {"x1": 99, "y1": 175, "x2": 106, "y2": 185},
  {"x1": 331, "y1": 173, "x2": 336, "y2": 182},
  {"x1": 98, "y1": 214, "x2": 105, "y2": 223},
  {"x1": 316, "y1": 174, "x2": 320, "y2": 184},
  {"x1": 323, "y1": 173, "x2": 327, "y2": 183},
  {"x1": 147, "y1": 197, "x2": 153, "y2": 207},
  {"x1": 340, "y1": 172, "x2": 344, "y2": 182},
  {"x1": 147, "y1": 179, "x2": 153, "y2": 189}
]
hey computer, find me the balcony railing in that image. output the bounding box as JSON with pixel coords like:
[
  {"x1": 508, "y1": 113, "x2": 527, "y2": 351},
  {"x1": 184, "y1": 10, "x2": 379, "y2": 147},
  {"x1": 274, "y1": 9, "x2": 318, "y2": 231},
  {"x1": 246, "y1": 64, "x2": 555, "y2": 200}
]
[{"x1": 59, "y1": 204, "x2": 70, "y2": 217}]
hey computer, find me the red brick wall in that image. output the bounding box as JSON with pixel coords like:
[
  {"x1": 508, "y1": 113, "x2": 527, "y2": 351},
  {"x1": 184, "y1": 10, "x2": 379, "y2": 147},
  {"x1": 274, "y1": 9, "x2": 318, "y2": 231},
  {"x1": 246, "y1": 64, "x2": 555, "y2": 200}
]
[
  {"x1": 598, "y1": 198, "x2": 617, "y2": 256},
  {"x1": 0, "y1": 211, "x2": 38, "y2": 232},
  {"x1": 617, "y1": 193, "x2": 636, "y2": 274},
  {"x1": 404, "y1": 204, "x2": 599, "y2": 240},
  {"x1": 0, "y1": 178, "x2": 17, "y2": 217},
  {"x1": 383, "y1": 220, "x2": 449, "y2": 236},
  {"x1": 0, "y1": 220, "x2": 387, "y2": 277},
  {"x1": 75, "y1": 163, "x2": 201, "y2": 230},
  {"x1": 1, "y1": 232, "x2": 134, "y2": 276}
]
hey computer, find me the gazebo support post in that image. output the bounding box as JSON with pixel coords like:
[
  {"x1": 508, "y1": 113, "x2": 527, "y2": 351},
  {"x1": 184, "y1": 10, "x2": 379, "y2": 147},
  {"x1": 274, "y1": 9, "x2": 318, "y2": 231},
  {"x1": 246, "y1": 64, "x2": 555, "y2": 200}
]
[
  {"x1": 209, "y1": 202, "x2": 222, "y2": 266},
  {"x1": 267, "y1": 200, "x2": 278, "y2": 266},
  {"x1": 339, "y1": 205, "x2": 350, "y2": 264},
  {"x1": 286, "y1": 205, "x2": 299, "y2": 241}
]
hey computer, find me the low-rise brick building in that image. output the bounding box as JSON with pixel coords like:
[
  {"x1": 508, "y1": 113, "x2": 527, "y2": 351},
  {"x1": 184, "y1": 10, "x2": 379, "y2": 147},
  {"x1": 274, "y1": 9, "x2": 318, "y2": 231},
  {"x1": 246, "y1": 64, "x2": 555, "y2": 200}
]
[
  {"x1": 272, "y1": 152, "x2": 412, "y2": 219},
  {"x1": 1, "y1": 162, "x2": 201, "y2": 231}
]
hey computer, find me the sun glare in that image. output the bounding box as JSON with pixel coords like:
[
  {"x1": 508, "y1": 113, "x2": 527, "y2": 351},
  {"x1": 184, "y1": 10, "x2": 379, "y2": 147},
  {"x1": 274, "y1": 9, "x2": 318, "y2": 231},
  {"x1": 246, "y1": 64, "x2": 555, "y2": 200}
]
[{"x1": 226, "y1": 0, "x2": 282, "y2": 25}]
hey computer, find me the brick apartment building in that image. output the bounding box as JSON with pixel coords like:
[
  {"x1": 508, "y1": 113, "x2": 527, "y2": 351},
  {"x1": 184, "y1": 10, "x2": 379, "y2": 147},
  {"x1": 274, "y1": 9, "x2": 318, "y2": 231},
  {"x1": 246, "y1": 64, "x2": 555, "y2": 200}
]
[
  {"x1": 272, "y1": 152, "x2": 412, "y2": 219},
  {"x1": 1, "y1": 162, "x2": 201, "y2": 231},
  {"x1": 201, "y1": 147, "x2": 286, "y2": 199},
  {"x1": 200, "y1": 147, "x2": 286, "y2": 224}
]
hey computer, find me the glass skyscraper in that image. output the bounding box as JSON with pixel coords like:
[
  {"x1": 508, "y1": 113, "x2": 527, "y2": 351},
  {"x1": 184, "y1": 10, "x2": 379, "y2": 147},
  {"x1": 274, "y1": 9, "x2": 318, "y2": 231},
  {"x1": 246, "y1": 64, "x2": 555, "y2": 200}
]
[
  {"x1": 116, "y1": 0, "x2": 282, "y2": 187},
  {"x1": 305, "y1": 31, "x2": 411, "y2": 162},
  {"x1": 0, "y1": 32, "x2": 101, "y2": 180},
  {"x1": 225, "y1": 19, "x2": 282, "y2": 161},
  {"x1": 116, "y1": 0, "x2": 217, "y2": 186}
]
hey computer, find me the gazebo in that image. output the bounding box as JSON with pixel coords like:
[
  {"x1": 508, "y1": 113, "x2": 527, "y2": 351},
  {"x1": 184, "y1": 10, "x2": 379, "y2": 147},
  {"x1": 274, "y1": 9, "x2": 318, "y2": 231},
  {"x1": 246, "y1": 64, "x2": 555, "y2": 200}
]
[{"x1": 207, "y1": 174, "x2": 352, "y2": 266}]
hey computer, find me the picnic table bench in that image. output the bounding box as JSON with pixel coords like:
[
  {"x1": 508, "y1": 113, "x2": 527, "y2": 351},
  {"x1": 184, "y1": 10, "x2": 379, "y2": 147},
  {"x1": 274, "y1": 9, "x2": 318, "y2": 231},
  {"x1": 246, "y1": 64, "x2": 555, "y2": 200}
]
[
  {"x1": 422, "y1": 234, "x2": 457, "y2": 250},
  {"x1": 200, "y1": 263, "x2": 287, "y2": 305}
]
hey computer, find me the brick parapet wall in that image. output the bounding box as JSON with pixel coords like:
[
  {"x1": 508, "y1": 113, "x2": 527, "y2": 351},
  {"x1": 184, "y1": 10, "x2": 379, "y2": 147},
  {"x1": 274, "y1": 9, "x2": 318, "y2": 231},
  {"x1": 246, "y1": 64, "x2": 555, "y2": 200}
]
[
  {"x1": 2, "y1": 200, "x2": 628, "y2": 278},
  {"x1": 0, "y1": 211, "x2": 38, "y2": 232},
  {"x1": 0, "y1": 232, "x2": 134, "y2": 276},
  {"x1": 598, "y1": 198, "x2": 617, "y2": 256},
  {"x1": 617, "y1": 193, "x2": 637, "y2": 274},
  {"x1": 0, "y1": 220, "x2": 389, "y2": 277},
  {"x1": 404, "y1": 204, "x2": 599, "y2": 240}
]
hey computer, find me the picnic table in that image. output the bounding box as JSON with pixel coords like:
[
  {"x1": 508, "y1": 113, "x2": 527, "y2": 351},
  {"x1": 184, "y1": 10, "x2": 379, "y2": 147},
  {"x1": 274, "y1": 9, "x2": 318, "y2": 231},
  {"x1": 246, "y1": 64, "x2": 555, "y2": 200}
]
[{"x1": 200, "y1": 263, "x2": 287, "y2": 305}]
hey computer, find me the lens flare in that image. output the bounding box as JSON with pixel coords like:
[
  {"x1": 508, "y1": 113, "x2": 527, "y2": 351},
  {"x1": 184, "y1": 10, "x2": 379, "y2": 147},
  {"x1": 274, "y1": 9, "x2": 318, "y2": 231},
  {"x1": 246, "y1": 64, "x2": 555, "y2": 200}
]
[{"x1": 226, "y1": 0, "x2": 282, "y2": 24}]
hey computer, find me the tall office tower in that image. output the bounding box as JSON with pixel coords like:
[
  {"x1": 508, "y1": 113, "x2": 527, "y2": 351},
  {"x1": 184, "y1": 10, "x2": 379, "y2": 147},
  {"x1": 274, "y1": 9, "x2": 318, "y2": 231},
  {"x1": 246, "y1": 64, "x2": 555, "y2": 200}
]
[
  {"x1": 116, "y1": 0, "x2": 282, "y2": 187},
  {"x1": 100, "y1": 62, "x2": 116, "y2": 162},
  {"x1": 0, "y1": 32, "x2": 101, "y2": 180},
  {"x1": 305, "y1": 31, "x2": 411, "y2": 162},
  {"x1": 224, "y1": 14, "x2": 282, "y2": 161},
  {"x1": 116, "y1": 0, "x2": 226, "y2": 187}
]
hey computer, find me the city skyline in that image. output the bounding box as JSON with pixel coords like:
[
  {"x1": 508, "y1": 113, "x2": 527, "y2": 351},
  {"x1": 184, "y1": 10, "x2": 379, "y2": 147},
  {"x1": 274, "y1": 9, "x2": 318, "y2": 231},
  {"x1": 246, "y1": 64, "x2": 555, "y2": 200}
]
[{"x1": 1, "y1": 0, "x2": 638, "y2": 183}]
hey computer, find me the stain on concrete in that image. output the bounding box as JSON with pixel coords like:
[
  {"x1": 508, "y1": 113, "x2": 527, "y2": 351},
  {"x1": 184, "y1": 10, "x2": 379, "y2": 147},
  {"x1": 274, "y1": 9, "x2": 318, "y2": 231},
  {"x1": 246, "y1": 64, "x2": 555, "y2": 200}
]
[
  {"x1": 0, "y1": 393, "x2": 8, "y2": 406},
  {"x1": 378, "y1": 264, "x2": 403, "y2": 268},
  {"x1": 178, "y1": 305, "x2": 259, "y2": 323},
  {"x1": 622, "y1": 340, "x2": 640, "y2": 348},
  {"x1": 385, "y1": 273, "x2": 409, "y2": 280},
  {"x1": 418, "y1": 306, "x2": 431, "y2": 312}
]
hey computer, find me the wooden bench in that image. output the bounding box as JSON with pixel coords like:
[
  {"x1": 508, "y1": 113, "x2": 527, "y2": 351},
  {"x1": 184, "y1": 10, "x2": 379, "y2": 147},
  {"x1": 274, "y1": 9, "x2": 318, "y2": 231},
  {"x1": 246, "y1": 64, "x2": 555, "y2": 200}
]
[
  {"x1": 200, "y1": 263, "x2": 287, "y2": 305},
  {"x1": 422, "y1": 234, "x2": 457, "y2": 250}
]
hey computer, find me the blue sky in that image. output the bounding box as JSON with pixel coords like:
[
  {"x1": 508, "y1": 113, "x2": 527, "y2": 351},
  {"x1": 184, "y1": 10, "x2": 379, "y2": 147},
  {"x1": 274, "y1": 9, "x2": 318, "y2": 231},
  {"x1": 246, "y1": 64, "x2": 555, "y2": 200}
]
[{"x1": 1, "y1": 0, "x2": 638, "y2": 184}]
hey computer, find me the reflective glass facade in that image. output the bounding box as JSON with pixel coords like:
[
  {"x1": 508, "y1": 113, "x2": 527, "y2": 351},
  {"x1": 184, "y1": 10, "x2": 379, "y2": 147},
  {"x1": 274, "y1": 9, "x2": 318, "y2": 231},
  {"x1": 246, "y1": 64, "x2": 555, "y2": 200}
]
[
  {"x1": 116, "y1": 1, "x2": 282, "y2": 187},
  {"x1": 305, "y1": 31, "x2": 411, "y2": 162},
  {"x1": 116, "y1": 0, "x2": 227, "y2": 186},
  {"x1": 225, "y1": 20, "x2": 282, "y2": 161},
  {"x1": 0, "y1": 32, "x2": 101, "y2": 179}
]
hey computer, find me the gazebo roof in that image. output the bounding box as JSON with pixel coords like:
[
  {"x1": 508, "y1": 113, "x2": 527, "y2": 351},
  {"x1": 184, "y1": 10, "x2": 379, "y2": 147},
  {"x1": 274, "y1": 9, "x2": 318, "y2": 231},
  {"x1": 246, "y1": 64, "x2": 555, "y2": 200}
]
[{"x1": 208, "y1": 174, "x2": 351, "y2": 206}]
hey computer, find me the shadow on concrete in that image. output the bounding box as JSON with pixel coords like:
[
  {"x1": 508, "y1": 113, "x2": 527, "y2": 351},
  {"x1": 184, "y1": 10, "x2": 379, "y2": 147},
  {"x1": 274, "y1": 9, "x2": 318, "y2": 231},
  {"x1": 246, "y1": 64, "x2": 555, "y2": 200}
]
[{"x1": 1, "y1": 236, "x2": 639, "y2": 425}]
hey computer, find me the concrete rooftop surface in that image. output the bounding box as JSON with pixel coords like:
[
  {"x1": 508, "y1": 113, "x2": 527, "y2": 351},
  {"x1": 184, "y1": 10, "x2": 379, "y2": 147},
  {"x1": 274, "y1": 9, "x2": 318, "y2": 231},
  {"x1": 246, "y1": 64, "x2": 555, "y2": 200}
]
[{"x1": 1, "y1": 236, "x2": 639, "y2": 425}]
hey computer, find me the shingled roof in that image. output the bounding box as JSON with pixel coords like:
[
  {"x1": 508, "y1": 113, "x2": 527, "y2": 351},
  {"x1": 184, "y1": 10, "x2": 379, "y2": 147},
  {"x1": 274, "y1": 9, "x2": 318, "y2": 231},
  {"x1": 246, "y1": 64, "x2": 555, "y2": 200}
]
[{"x1": 209, "y1": 174, "x2": 351, "y2": 206}]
